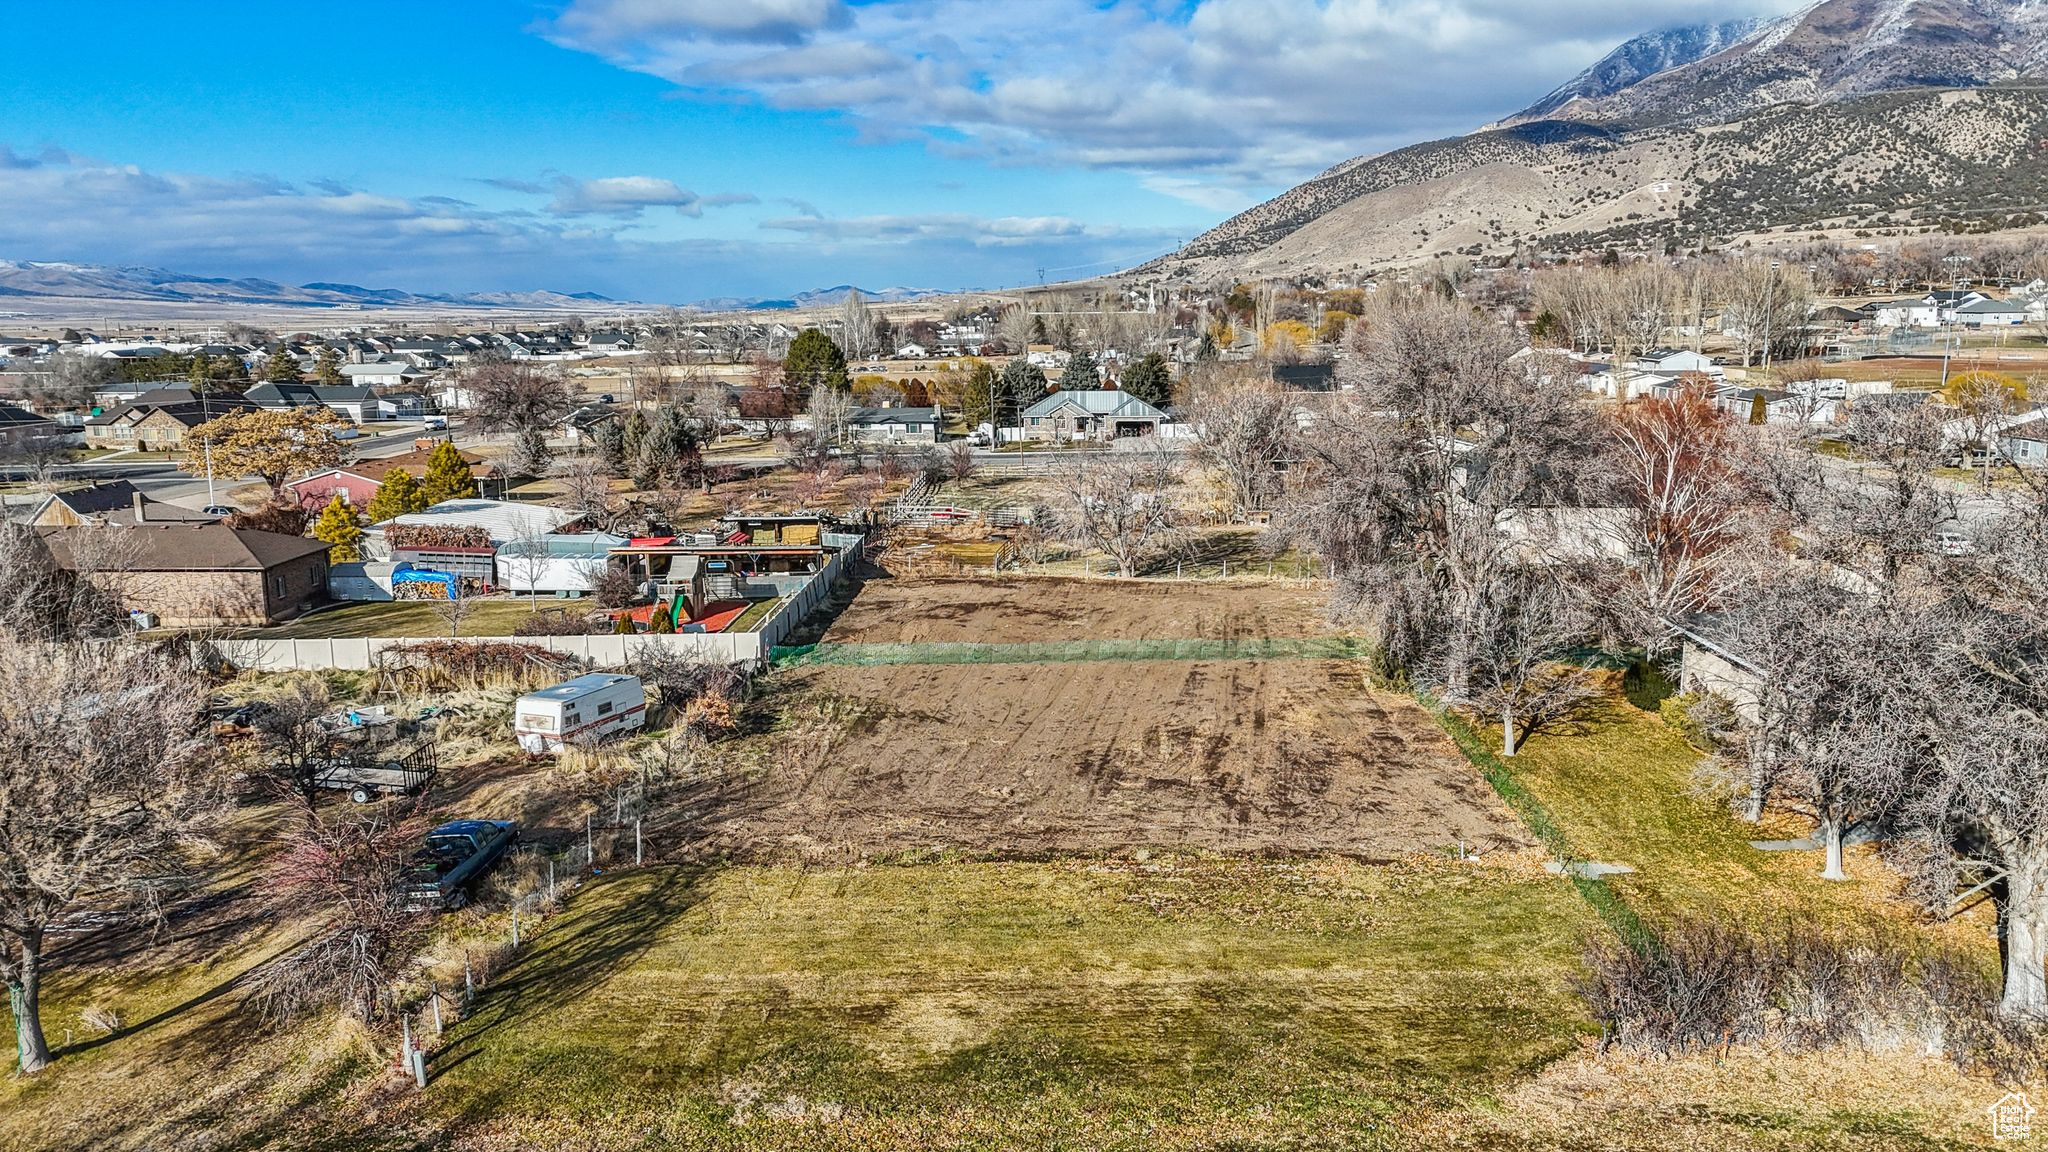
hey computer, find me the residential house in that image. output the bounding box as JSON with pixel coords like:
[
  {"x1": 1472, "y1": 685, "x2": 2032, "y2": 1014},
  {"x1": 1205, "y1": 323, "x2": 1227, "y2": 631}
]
[
  {"x1": 1954, "y1": 298, "x2": 2031, "y2": 328},
  {"x1": 1271, "y1": 363, "x2": 1337, "y2": 392},
  {"x1": 38, "y1": 521, "x2": 332, "y2": 626},
  {"x1": 1864, "y1": 299, "x2": 1941, "y2": 329},
  {"x1": 1674, "y1": 615, "x2": 1764, "y2": 723},
  {"x1": 23, "y1": 481, "x2": 219, "y2": 527},
  {"x1": 338, "y1": 361, "x2": 431, "y2": 389},
  {"x1": 1019, "y1": 389, "x2": 1166, "y2": 441},
  {"x1": 1716, "y1": 386, "x2": 1837, "y2": 426},
  {"x1": 586, "y1": 330, "x2": 634, "y2": 352},
  {"x1": 1926, "y1": 289, "x2": 1991, "y2": 322},
  {"x1": 245, "y1": 381, "x2": 396, "y2": 423},
  {"x1": 1998, "y1": 417, "x2": 2048, "y2": 467},
  {"x1": 847, "y1": 405, "x2": 943, "y2": 444},
  {"x1": 1633, "y1": 348, "x2": 1722, "y2": 378},
  {"x1": 0, "y1": 404, "x2": 64, "y2": 447},
  {"x1": 83, "y1": 388, "x2": 255, "y2": 451},
  {"x1": 560, "y1": 404, "x2": 621, "y2": 446},
  {"x1": 892, "y1": 342, "x2": 930, "y2": 360},
  {"x1": 285, "y1": 445, "x2": 506, "y2": 507}
]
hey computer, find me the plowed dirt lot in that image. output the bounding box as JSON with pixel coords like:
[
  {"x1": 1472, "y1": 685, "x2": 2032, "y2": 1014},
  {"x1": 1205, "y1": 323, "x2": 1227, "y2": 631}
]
[
  {"x1": 689, "y1": 577, "x2": 1527, "y2": 862},
  {"x1": 699, "y1": 658, "x2": 1530, "y2": 861},
  {"x1": 819, "y1": 575, "x2": 1334, "y2": 643}
]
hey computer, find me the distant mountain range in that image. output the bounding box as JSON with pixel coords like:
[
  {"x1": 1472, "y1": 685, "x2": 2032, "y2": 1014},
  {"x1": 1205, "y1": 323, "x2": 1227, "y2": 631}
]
[
  {"x1": 685, "y1": 285, "x2": 943, "y2": 311},
  {"x1": 0, "y1": 260, "x2": 948, "y2": 315},
  {"x1": 1149, "y1": 0, "x2": 2048, "y2": 279},
  {"x1": 0, "y1": 260, "x2": 621, "y2": 310}
]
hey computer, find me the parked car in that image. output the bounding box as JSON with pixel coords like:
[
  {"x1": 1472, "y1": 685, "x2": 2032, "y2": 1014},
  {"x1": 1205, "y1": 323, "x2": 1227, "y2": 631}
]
[
  {"x1": 202, "y1": 505, "x2": 237, "y2": 518},
  {"x1": 404, "y1": 819, "x2": 517, "y2": 911},
  {"x1": 421, "y1": 414, "x2": 449, "y2": 430}
]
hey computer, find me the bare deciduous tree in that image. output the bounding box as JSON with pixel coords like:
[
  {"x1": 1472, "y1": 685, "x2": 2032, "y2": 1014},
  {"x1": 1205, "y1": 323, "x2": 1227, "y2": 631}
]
[
  {"x1": 1186, "y1": 373, "x2": 1293, "y2": 519},
  {"x1": 1052, "y1": 445, "x2": 1186, "y2": 577},
  {"x1": 0, "y1": 638, "x2": 215, "y2": 1072},
  {"x1": 1604, "y1": 383, "x2": 1753, "y2": 649},
  {"x1": 250, "y1": 799, "x2": 429, "y2": 1023}
]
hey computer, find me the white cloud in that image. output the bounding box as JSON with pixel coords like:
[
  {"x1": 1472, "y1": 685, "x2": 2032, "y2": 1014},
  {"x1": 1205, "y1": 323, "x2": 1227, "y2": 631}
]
[
  {"x1": 543, "y1": 0, "x2": 1804, "y2": 194},
  {"x1": 548, "y1": 174, "x2": 703, "y2": 216},
  {"x1": 0, "y1": 146, "x2": 1170, "y2": 300}
]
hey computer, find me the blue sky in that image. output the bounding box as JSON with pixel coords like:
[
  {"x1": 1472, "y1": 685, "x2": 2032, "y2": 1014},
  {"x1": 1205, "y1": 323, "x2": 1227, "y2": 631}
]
[{"x1": 0, "y1": 0, "x2": 1793, "y2": 303}]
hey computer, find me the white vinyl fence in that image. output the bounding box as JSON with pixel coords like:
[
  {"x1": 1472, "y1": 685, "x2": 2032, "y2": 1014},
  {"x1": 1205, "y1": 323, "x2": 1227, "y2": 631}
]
[{"x1": 228, "y1": 537, "x2": 859, "y2": 671}]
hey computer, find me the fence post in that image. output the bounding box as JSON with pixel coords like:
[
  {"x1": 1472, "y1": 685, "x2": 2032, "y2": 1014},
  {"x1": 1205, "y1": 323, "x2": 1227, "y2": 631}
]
[
  {"x1": 511, "y1": 906, "x2": 521, "y2": 950},
  {"x1": 548, "y1": 858, "x2": 556, "y2": 902},
  {"x1": 585, "y1": 812, "x2": 594, "y2": 865},
  {"x1": 464, "y1": 952, "x2": 474, "y2": 1002},
  {"x1": 400, "y1": 1013, "x2": 413, "y2": 1071},
  {"x1": 431, "y1": 985, "x2": 443, "y2": 1034},
  {"x1": 636, "y1": 818, "x2": 643, "y2": 866}
]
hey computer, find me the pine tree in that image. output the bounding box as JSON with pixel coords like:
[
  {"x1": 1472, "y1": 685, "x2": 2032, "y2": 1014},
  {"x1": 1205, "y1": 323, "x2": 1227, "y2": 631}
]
[
  {"x1": 1121, "y1": 352, "x2": 1173, "y2": 408},
  {"x1": 315, "y1": 346, "x2": 345, "y2": 386},
  {"x1": 1058, "y1": 350, "x2": 1099, "y2": 393},
  {"x1": 649, "y1": 601, "x2": 676, "y2": 633},
  {"x1": 364, "y1": 469, "x2": 432, "y2": 523},
  {"x1": 613, "y1": 611, "x2": 636, "y2": 635},
  {"x1": 420, "y1": 441, "x2": 479, "y2": 504},
  {"x1": 263, "y1": 347, "x2": 302, "y2": 383},
  {"x1": 784, "y1": 328, "x2": 850, "y2": 394},
  {"x1": 311, "y1": 495, "x2": 364, "y2": 563}
]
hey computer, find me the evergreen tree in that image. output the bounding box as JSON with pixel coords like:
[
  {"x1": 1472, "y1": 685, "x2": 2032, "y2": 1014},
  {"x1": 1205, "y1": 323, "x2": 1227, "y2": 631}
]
[
  {"x1": 997, "y1": 358, "x2": 1047, "y2": 427},
  {"x1": 1057, "y1": 350, "x2": 1099, "y2": 392},
  {"x1": 420, "y1": 441, "x2": 479, "y2": 504},
  {"x1": 314, "y1": 346, "x2": 345, "y2": 386},
  {"x1": 595, "y1": 418, "x2": 629, "y2": 475},
  {"x1": 1121, "y1": 352, "x2": 1173, "y2": 409},
  {"x1": 263, "y1": 347, "x2": 302, "y2": 383},
  {"x1": 783, "y1": 327, "x2": 850, "y2": 394},
  {"x1": 509, "y1": 426, "x2": 553, "y2": 478},
  {"x1": 622, "y1": 409, "x2": 650, "y2": 467},
  {"x1": 311, "y1": 495, "x2": 364, "y2": 563},
  {"x1": 363, "y1": 469, "x2": 431, "y2": 523},
  {"x1": 649, "y1": 601, "x2": 677, "y2": 633}
]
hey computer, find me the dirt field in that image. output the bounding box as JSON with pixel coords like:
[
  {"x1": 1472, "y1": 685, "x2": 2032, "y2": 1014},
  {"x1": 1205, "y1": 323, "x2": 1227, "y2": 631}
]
[
  {"x1": 819, "y1": 575, "x2": 1335, "y2": 644},
  {"x1": 691, "y1": 657, "x2": 1528, "y2": 862}
]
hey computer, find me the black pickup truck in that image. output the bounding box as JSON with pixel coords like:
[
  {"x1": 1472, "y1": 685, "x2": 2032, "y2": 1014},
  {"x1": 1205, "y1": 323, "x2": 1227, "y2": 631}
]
[{"x1": 403, "y1": 819, "x2": 517, "y2": 911}]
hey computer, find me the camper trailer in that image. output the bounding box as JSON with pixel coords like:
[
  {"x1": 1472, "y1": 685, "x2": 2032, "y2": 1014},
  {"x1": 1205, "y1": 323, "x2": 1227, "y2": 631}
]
[{"x1": 513, "y1": 673, "x2": 646, "y2": 754}]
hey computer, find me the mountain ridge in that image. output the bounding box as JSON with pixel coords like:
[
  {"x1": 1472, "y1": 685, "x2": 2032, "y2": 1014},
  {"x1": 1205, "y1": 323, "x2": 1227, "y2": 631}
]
[{"x1": 1150, "y1": 0, "x2": 2048, "y2": 279}]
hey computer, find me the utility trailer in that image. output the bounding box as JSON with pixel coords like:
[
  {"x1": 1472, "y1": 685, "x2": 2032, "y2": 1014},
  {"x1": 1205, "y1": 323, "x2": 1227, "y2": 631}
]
[{"x1": 310, "y1": 742, "x2": 437, "y2": 804}]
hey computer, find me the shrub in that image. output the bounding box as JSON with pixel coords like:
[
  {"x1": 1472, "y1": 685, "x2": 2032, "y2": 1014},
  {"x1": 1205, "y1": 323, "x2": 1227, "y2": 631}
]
[
  {"x1": 593, "y1": 566, "x2": 640, "y2": 609},
  {"x1": 1661, "y1": 690, "x2": 1742, "y2": 753},
  {"x1": 375, "y1": 640, "x2": 582, "y2": 693},
  {"x1": 1576, "y1": 917, "x2": 2024, "y2": 1073},
  {"x1": 1622, "y1": 656, "x2": 1678, "y2": 711}
]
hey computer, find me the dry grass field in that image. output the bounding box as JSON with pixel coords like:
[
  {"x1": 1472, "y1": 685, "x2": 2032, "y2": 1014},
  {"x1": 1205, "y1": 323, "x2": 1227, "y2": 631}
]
[{"x1": 0, "y1": 574, "x2": 2021, "y2": 1151}]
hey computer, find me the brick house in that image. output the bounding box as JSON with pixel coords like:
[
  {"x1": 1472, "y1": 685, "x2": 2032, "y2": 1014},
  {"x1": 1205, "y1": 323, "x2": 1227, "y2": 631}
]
[
  {"x1": 84, "y1": 389, "x2": 255, "y2": 451},
  {"x1": 285, "y1": 446, "x2": 505, "y2": 508},
  {"x1": 39, "y1": 522, "x2": 332, "y2": 626}
]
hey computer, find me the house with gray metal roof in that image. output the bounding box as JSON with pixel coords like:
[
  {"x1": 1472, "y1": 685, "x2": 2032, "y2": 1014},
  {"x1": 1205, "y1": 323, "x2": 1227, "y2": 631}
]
[{"x1": 1018, "y1": 388, "x2": 1165, "y2": 442}]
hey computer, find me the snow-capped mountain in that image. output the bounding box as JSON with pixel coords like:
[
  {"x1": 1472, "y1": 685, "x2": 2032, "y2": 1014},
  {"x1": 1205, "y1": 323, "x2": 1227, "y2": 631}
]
[
  {"x1": 1510, "y1": 18, "x2": 1766, "y2": 124},
  {"x1": 1520, "y1": 0, "x2": 2048, "y2": 127}
]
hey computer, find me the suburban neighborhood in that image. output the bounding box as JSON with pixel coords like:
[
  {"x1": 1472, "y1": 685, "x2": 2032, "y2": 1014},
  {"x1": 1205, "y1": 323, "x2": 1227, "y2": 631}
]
[{"x1": 15, "y1": 0, "x2": 2048, "y2": 1148}]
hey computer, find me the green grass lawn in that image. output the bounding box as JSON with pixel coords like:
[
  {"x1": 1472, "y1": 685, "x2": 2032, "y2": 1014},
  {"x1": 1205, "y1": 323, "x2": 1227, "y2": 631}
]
[
  {"x1": 249, "y1": 598, "x2": 575, "y2": 639},
  {"x1": 729, "y1": 597, "x2": 781, "y2": 632},
  {"x1": 423, "y1": 858, "x2": 1595, "y2": 1149}
]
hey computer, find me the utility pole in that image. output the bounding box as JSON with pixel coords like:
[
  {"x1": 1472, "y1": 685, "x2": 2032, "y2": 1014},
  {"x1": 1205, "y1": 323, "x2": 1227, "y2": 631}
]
[{"x1": 1760, "y1": 260, "x2": 1783, "y2": 376}]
